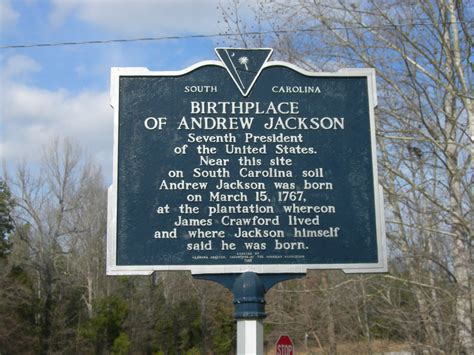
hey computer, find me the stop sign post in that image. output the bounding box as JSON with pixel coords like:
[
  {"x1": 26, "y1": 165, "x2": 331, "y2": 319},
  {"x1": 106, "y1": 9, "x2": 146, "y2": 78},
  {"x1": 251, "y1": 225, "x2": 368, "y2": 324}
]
[{"x1": 276, "y1": 335, "x2": 294, "y2": 355}]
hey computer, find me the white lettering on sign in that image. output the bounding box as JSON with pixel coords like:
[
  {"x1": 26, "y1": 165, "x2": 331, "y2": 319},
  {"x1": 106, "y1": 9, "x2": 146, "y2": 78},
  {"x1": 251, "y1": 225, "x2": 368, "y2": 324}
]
[
  {"x1": 272, "y1": 85, "x2": 321, "y2": 94},
  {"x1": 144, "y1": 116, "x2": 167, "y2": 130},
  {"x1": 184, "y1": 85, "x2": 218, "y2": 93},
  {"x1": 276, "y1": 344, "x2": 294, "y2": 355},
  {"x1": 264, "y1": 116, "x2": 344, "y2": 130},
  {"x1": 190, "y1": 101, "x2": 299, "y2": 115},
  {"x1": 178, "y1": 116, "x2": 254, "y2": 130}
]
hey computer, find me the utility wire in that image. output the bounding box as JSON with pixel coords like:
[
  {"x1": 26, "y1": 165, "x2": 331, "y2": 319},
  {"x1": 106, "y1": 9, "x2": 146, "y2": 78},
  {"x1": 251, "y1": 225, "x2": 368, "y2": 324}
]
[
  {"x1": 1, "y1": 32, "x2": 231, "y2": 49},
  {"x1": 0, "y1": 21, "x2": 470, "y2": 50}
]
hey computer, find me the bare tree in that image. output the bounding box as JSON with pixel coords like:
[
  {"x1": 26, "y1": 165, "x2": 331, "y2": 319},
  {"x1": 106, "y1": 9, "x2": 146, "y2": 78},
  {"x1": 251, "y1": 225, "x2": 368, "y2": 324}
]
[
  {"x1": 7, "y1": 138, "x2": 107, "y2": 353},
  {"x1": 221, "y1": 0, "x2": 472, "y2": 352}
]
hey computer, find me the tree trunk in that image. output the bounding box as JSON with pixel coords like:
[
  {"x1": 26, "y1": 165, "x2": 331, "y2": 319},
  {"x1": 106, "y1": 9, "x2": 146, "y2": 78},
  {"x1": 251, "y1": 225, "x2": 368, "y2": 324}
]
[
  {"x1": 321, "y1": 272, "x2": 337, "y2": 355},
  {"x1": 39, "y1": 265, "x2": 53, "y2": 355}
]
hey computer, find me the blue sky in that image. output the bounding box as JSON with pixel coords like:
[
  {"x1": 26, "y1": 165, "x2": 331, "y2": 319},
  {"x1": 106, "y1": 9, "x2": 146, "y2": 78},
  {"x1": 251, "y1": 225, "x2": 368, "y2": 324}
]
[{"x1": 1, "y1": 0, "x2": 256, "y2": 183}]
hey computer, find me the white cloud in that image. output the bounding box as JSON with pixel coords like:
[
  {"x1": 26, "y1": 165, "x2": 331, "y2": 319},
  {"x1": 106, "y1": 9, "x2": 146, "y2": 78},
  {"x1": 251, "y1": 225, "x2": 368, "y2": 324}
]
[
  {"x1": 1, "y1": 54, "x2": 42, "y2": 79},
  {"x1": 0, "y1": 0, "x2": 19, "y2": 29},
  {"x1": 0, "y1": 55, "x2": 112, "y2": 180},
  {"x1": 50, "y1": 0, "x2": 228, "y2": 37}
]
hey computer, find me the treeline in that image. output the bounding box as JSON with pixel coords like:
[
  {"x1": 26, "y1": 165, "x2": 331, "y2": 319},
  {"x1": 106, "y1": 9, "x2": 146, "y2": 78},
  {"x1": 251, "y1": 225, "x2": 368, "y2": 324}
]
[
  {"x1": 0, "y1": 137, "x2": 471, "y2": 354},
  {"x1": 0, "y1": 141, "x2": 237, "y2": 354},
  {"x1": 220, "y1": 0, "x2": 473, "y2": 353}
]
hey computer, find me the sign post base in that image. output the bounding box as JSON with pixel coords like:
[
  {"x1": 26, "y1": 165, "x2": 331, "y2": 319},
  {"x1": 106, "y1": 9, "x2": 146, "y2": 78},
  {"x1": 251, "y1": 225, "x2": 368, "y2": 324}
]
[{"x1": 194, "y1": 272, "x2": 304, "y2": 354}]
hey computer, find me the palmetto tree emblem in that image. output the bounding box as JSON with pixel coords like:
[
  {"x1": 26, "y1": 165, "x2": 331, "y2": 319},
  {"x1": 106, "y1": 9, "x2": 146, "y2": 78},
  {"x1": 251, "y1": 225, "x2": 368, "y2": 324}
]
[
  {"x1": 216, "y1": 48, "x2": 273, "y2": 96},
  {"x1": 238, "y1": 56, "x2": 249, "y2": 70}
]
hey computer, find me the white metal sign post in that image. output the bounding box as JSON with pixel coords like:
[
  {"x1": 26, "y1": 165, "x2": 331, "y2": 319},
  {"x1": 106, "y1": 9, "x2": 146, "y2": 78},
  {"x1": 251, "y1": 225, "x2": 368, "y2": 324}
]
[
  {"x1": 234, "y1": 273, "x2": 265, "y2": 355},
  {"x1": 238, "y1": 320, "x2": 264, "y2": 354}
]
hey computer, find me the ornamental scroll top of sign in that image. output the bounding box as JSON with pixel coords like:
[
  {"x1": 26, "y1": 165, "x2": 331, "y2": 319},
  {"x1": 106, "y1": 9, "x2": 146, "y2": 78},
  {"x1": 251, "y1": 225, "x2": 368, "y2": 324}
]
[{"x1": 107, "y1": 48, "x2": 387, "y2": 276}]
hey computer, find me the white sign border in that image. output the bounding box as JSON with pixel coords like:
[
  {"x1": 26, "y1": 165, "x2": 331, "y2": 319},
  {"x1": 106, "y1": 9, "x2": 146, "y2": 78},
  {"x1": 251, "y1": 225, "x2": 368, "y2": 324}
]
[{"x1": 107, "y1": 61, "x2": 387, "y2": 275}]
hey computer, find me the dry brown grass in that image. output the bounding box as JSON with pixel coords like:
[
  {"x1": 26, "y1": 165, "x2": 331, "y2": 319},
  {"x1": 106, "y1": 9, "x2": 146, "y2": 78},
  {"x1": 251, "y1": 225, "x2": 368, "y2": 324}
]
[{"x1": 265, "y1": 340, "x2": 411, "y2": 354}]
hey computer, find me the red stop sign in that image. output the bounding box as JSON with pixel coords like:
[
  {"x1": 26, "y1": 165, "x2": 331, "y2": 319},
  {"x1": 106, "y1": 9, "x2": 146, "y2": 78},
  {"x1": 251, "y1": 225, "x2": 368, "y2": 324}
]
[{"x1": 276, "y1": 335, "x2": 294, "y2": 355}]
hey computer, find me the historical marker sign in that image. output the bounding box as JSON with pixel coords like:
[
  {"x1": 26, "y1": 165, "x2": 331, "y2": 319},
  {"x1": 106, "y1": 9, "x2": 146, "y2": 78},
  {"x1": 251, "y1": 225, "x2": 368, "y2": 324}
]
[{"x1": 107, "y1": 48, "x2": 387, "y2": 275}]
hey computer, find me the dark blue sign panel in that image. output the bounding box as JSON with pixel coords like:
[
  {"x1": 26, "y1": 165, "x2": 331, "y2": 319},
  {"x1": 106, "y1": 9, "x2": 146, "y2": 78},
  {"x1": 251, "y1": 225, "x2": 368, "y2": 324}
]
[{"x1": 107, "y1": 48, "x2": 386, "y2": 275}]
